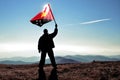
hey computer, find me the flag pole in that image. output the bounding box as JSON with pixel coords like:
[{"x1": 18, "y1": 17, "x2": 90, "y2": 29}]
[{"x1": 48, "y1": 4, "x2": 57, "y2": 25}]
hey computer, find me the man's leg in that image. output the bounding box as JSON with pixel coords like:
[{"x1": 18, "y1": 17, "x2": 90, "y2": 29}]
[
  {"x1": 48, "y1": 49, "x2": 57, "y2": 68},
  {"x1": 39, "y1": 51, "x2": 46, "y2": 69}
]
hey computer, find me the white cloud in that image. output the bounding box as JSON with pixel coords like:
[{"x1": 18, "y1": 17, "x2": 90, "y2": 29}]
[
  {"x1": 54, "y1": 44, "x2": 120, "y2": 55},
  {"x1": 80, "y1": 18, "x2": 111, "y2": 25},
  {"x1": 0, "y1": 43, "x2": 36, "y2": 52},
  {"x1": 63, "y1": 18, "x2": 111, "y2": 27},
  {"x1": 0, "y1": 43, "x2": 120, "y2": 57}
]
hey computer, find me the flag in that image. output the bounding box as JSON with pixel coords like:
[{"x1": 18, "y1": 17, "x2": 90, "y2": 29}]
[{"x1": 30, "y1": 4, "x2": 54, "y2": 27}]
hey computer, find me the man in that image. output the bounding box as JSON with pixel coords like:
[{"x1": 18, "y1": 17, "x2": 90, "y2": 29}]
[{"x1": 38, "y1": 24, "x2": 58, "y2": 69}]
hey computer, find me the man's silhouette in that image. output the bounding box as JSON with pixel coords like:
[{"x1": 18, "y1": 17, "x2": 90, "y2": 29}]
[
  {"x1": 38, "y1": 68, "x2": 46, "y2": 80},
  {"x1": 38, "y1": 68, "x2": 58, "y2": 80},
  {"x1": 48, "y1": 68, "x2": 58, "y2": 80},
  {"x1": 38, "y1": 24, "x2": 58, "y2": 69}
]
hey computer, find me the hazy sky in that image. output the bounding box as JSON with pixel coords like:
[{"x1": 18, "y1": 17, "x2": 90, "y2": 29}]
[{"x1": 0, "y1": 0, "x2": 120, "y2": 58}]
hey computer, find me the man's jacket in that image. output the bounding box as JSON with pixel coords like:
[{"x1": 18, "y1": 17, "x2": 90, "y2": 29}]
[{"x1": 38, "y1": 28, "x2": 58, "y2": 51}]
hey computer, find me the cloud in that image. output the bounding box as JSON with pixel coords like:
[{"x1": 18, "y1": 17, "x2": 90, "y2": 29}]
[
  {"x1": 55, "y1": 44, "x2": 120, "y2": 55},
  {"x1": 80, "y1": 18, "x2": 111, "y2": 25},
  {"x1": 0, "y1": 43, "x2": 36, "y2": 52},
  {"x1": 63, "y1": 18, "x2": 111, "y2": 27}
]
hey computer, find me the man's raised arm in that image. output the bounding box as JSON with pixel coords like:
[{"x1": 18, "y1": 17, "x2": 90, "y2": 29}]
[{"x1": 50, "y1": 24, "x2": 58, "y2": 38}]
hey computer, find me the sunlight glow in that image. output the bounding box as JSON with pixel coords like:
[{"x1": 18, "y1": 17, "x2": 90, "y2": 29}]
[
  {"x1": 0, "y1": 43, "x2": 36, "y2": 52},
  {"x1": 55, "y1": 45, "x2": 102, "y2": 53},
  {"x1": 55, "y1": 44, "x2": 120, "y2": 54},
  {"x1": 0, "y1": 43, "x2": 120, "y2": 55}
]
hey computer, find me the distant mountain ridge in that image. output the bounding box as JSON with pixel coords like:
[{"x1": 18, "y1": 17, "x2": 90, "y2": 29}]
[
  {"x1": 0, "y1": 55, "x2": 120, "y2": 64},
  {"x1": 0, "y1": 60, "x2": 32, "y2": 64},
  {"x1": 65, "y1": 55, "x2": 120, "y2": 62},
  {"x1": 0, "y1": 56, "x2": 39, "y2": 62},
  {"x1": 46, "y1": 57, "x2": 79, "y2": 64}
]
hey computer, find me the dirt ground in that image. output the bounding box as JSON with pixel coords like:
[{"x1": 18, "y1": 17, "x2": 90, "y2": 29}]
[{"x1": 0, "y1": 61, "x2": 120, "y2": 80}]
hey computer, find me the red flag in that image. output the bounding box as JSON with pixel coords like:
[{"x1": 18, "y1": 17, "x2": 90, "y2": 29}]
[{"x1": 30, "y1": 4, "x2": 54, "y2": 27}]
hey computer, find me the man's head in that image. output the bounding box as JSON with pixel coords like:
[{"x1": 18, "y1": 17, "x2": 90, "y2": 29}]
[{"x1": 43, "y1": 29, "x2": 48, "y2": 34}]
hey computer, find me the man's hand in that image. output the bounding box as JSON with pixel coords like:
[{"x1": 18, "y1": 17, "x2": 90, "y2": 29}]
[{"x1": 55, "y1": 24, "x2": 57, "y2": 28}]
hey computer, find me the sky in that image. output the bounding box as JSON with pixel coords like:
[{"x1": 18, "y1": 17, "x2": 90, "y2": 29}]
[{"x1": 0, "y1": 0, "x2": 120, "y2": 58}]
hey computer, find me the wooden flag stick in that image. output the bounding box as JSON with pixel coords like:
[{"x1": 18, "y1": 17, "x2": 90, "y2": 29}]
[{"x1": 48, "y1": 4, "x2": 57, "y2": 25}]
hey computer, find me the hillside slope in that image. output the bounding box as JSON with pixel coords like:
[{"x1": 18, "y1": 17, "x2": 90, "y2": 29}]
[
  {"x1": 0, "y1": 61, "x2": 120, "y2": 80},
  {"x1": 0, "y1": 55, "x2": 120, "y2": 64}
]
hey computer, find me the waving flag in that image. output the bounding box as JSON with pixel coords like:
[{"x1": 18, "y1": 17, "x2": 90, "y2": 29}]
[{"x1": 30, "y1": 4, "x2": 54, "y2": 27}]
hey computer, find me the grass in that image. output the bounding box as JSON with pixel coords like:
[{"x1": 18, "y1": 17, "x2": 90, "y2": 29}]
[{"x1": 0, "y1": 61, "x2": 120, "y2": 80}]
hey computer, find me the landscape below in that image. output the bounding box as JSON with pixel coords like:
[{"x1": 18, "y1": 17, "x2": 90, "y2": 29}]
[
  {"x1": 0, "y1": 55, "x2": 120, "y2": 64},
  {"x1": 0, "y1": 61, "x2": 120, "y2": 80}
]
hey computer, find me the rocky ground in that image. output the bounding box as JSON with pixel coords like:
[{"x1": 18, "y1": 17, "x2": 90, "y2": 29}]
[{"x1": 0, "y1": 61, "x2": 120, "y2": 80}]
